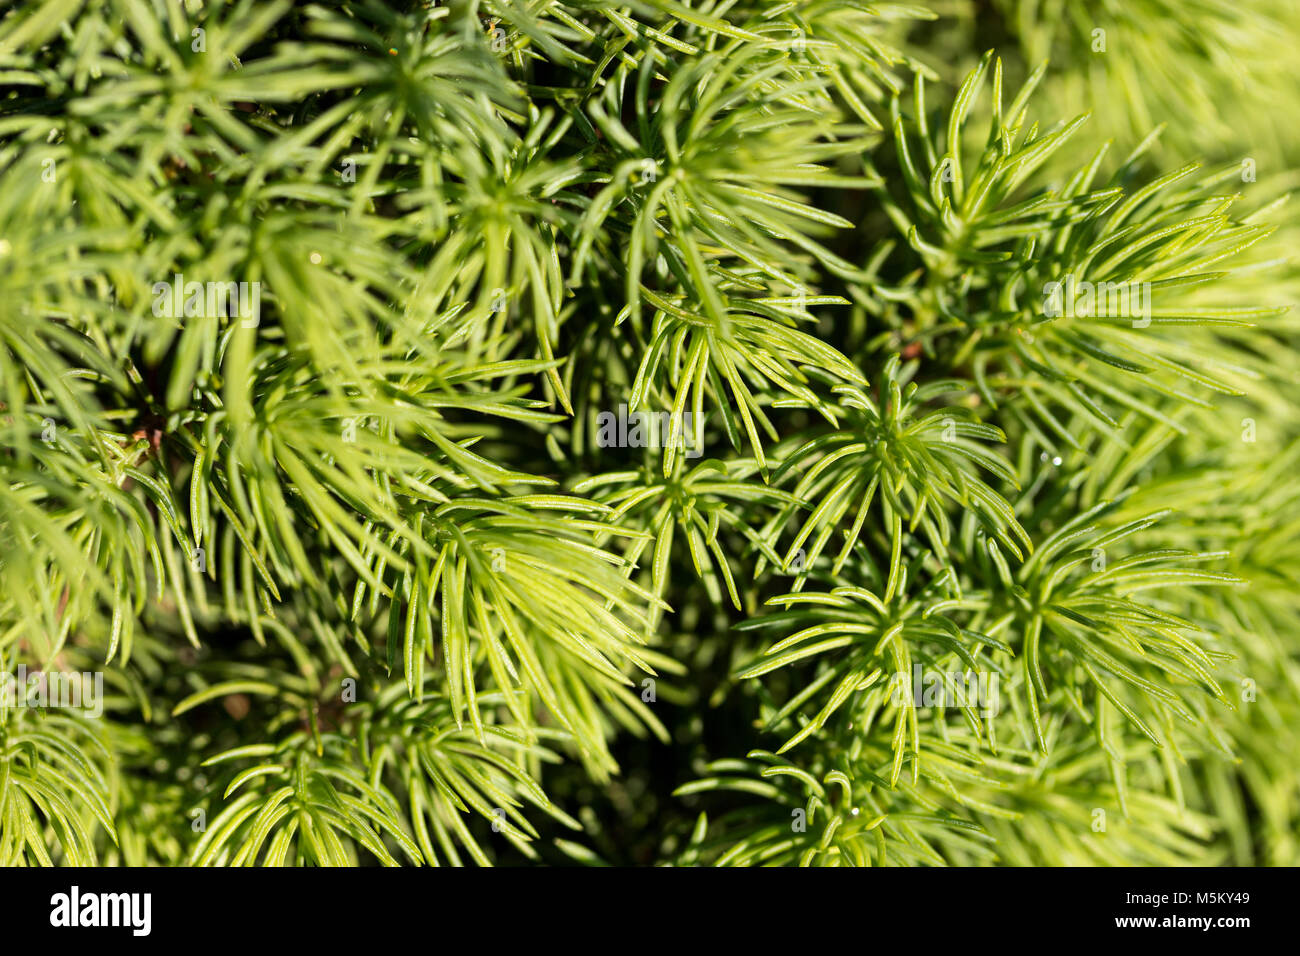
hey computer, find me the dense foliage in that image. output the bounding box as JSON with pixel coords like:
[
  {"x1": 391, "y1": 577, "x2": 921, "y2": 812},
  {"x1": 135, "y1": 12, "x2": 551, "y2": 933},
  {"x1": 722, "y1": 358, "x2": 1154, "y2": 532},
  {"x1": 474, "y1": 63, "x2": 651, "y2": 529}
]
[{"x1": 1, "y1": 0, "x2": 1297, "y2": 866}]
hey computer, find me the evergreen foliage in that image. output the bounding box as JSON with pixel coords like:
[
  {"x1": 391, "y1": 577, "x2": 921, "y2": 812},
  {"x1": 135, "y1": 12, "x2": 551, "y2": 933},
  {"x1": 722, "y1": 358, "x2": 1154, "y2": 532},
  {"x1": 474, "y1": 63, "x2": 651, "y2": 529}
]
[{"x1": 0, "y1": 0, "x2": 1296, "y2": 866}]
